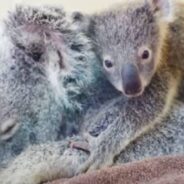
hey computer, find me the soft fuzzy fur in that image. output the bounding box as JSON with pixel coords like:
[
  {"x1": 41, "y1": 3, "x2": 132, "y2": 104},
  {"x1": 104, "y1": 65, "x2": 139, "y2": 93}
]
[
  {"x1": 0, "y1": 5, "x2": 118, "y2": 168},
  {"x1": 1, "y1": 1, "x2": 184, "y2": 184}
]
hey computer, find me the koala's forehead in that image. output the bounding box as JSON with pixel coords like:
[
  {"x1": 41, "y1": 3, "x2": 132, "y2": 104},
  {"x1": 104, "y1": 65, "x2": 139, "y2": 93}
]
[{"x1": 95, "y1": 5, "x2": 159, "y2": 49}]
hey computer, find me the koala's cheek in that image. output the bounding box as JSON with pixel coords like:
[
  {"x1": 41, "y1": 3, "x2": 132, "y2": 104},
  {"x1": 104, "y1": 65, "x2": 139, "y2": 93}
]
[
  {"x1": 140, "y1": 73, "x2": 153, "y2": 89},
  {"x1": 0, "y1": 118, "x2": 20, "y2": 141}
]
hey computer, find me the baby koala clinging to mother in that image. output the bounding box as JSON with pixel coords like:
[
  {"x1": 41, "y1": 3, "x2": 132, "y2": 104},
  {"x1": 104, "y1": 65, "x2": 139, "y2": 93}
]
[{"x1": 73, "y1": 0, "x2": 184, "y2": 172}]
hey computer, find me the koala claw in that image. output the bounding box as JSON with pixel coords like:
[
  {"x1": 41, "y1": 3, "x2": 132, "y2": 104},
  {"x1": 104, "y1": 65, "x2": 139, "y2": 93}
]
[{"x1": 70, "y1": 141, "x2": 90, "y2": 153}]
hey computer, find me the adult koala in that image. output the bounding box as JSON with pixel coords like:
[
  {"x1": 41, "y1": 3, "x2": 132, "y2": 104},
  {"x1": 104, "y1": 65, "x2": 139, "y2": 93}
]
[{"x1": 0, "y1": 4, "x2": 118, "y2": 171}]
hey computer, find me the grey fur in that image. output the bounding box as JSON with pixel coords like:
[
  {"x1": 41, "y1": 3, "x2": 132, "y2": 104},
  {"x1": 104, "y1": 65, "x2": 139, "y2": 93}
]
[
  {"x1": 115, "y1": 101, "x2": 184, "y2": 163},
  {"x1": 0, "y1": 137, "x2": 89, "y2": 184},
  {"x1": 0, "y1": 5, "x2": 119, "y2": 168},
  {"x1": 1, "y1": 0, "x2": 184, "y2": 183}
]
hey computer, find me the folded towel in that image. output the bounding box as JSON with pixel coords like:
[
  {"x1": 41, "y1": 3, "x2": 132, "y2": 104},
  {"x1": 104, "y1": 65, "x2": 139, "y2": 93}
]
[{"x1": 47, "y1": 155, "x2": 184, "y2": 184}]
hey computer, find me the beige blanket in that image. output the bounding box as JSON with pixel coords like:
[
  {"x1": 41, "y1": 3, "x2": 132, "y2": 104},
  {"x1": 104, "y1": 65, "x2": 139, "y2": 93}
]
[{"x1": 47, "y1": 155, "x2": 184, "y2": 184}]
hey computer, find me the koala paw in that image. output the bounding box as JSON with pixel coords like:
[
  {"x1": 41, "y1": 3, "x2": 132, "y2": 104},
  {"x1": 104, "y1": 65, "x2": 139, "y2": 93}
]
[{"x1": 74, "y1": 133, "x2": 113, "y2": 175}]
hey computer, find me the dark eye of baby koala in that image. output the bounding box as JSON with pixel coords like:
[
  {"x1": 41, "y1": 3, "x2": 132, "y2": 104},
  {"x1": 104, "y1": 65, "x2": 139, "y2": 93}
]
[
  {"x1": 142, "y1": 50, "x2": 150, "y2": 60},
  {"x1": 104, "y1": 60, "x2": 113, "y2": 68}
]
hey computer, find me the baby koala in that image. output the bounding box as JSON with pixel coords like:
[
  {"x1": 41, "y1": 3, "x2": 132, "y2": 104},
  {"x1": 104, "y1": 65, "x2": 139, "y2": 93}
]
[{"x1": 72, "y1": 0, "x2": 184, "y2": 172}]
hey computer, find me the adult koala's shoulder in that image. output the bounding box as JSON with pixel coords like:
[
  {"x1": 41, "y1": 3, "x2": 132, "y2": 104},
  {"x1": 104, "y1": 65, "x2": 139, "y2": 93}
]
[{"x1": 0, "y1": 5, "x2": 104, "y2": 167}]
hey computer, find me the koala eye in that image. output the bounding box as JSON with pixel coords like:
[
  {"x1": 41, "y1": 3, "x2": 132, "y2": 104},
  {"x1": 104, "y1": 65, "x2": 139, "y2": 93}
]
[
  {"x1": 142, "y1": 50, "x2": 150, "y2": 60},
  {"x1": 138, "y1": 47, "x2": 152, "y2": 62},
  {"x1": 104, "y1": 59, "x2": 114, "y2": 69}
]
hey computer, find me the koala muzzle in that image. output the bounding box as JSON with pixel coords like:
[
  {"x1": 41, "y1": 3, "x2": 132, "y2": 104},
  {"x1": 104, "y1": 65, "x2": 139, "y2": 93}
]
[{"x1": 122, "y1": 64, "x2": 142, "y2": 97}]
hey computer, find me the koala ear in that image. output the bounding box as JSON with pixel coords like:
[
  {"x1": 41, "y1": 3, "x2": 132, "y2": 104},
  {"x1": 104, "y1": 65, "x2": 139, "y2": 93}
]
[
  {"x1": 150, "y1": 0, "x2": 174, "y2": 22},
  {"x1": 71, "y1": 11, "x2": 91, "y2": 33},
  {"x1": 72, "y1": 12, "x2": 85, "y2": 22}
]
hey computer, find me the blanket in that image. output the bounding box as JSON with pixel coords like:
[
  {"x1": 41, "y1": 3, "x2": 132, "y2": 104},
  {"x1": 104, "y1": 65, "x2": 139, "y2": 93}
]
[{"x1": 47, "y1": 155, "x2": 184, "y2": 184}]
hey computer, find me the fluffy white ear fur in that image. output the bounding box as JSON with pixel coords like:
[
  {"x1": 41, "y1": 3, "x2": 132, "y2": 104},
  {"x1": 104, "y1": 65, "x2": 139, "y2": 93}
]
[{"x1": 150, "y1": 0, "x2": 175, "y2": 22}]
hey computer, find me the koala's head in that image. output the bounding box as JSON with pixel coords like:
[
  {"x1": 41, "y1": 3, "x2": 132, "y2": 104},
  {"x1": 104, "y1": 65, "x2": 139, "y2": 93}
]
[
  {"x1": 89, "y1": 0, "x2": 174, "y2": 98},
  {"x1": 5, "y1": 5, "x2": 97, "y2": 110}
]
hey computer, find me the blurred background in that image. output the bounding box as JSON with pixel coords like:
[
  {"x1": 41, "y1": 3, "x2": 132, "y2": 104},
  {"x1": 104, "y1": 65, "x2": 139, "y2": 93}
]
[
  {"x1": 0, "y1": 0, "x2": 123, "y2": 17},
  {"x1": 1, "y1": 0, "x2": 184, "y2": 19}
]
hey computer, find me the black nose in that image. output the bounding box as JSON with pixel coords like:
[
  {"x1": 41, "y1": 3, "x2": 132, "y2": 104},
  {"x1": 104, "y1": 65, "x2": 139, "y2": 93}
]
[{"x1": 121, "y1": 64, "x2": 142, "y2": 96}]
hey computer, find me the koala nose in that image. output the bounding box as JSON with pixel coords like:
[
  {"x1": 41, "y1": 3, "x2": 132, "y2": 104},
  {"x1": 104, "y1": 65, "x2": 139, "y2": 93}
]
[{"x1": 121, "y1": 64, "x2": 142, "y2": 97}]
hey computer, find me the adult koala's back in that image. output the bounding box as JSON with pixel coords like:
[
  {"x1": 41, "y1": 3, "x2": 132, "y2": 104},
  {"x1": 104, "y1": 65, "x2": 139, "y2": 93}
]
[{"x1": 0, "y1": 5, "x2": 98, "y2": 167}]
